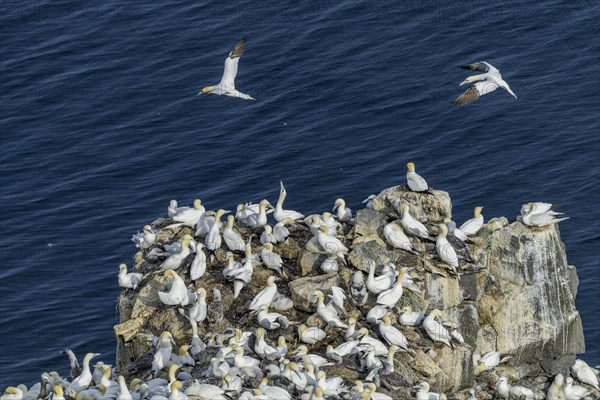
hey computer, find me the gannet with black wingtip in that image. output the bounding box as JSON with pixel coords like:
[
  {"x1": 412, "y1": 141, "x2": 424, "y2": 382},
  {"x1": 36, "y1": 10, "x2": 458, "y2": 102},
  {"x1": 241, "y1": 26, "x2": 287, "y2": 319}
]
[
  {"x1": 198, "y1": 38, "x2": 255, "y2": 100},
  {"x1": 118, "y1": 263, "x2": 143, "y2": 290},
  {"x1": 131, "y1": 225, "x2": 156, "y2": 249},
  {"x1": 172, "y1": 199, "x2": 205, "y2": 226},
  {"x1": 473, "y1": 351, "x2": 511, "y2": 375},
  {"x1": 190, "y1": 242, "x2": 207, "y2": 281},
  {"x1": 160, "y1": 236, "x2": 193, "y2": 270},
  {"x1": 521, "y1": 202, "x2": 563, "y2": 217},
  {"x1": 243, "y1": 199, "x2": 271, "y2": 228},
  {"x1": 159, "y1": 270, "x2": 190, "y2": 306},
  {"x1": 460, "y1": 206, "x2": 484, "y2": 236},
  {"x1": 564, "y1": 376, "x2": 590, "y2": 400},
  {"x1": 326, "y1": 339, "x2": 360, "y2": 364},
  {"x1": 366, "y1": 259, "x2": 394, "y2": 294},
  {"x1": 444, "y1": 218, "x2": 473, "y2": 262},
  {"x1": 260, "y1": 225, "x2": 277, "y2": 245},
  {"x1": 69, "y1": 352, "x2": 100, "y2": 392},
  {"x1": 317, "y1": 226, "x2": 348, "y2": 260},
  {"x1": 293, "y1": 345, "x2": 331, "y2": 369},
  {"x1": 223, "y1": 215, "x2": 245, "y2": 252},
  {"x1": 260, "y1": 243, "x2": 285, "y2": 276},
  {"x1": 572, "y1": 359, "x2": 599, "y2": 390},
  {"x1": 233, "y1": 243, "x2": 254, "y2": 299},
  {"x1": 423, "y1": 309, "x2": 454, "y2": 348},
  {"x1": 522, "y1": 203, "x2": 569, "y2": 227},
  {"x1": 453, "y1": 61, "x2": 517, "y2": 106},
  {"x1": 298, "y1": 324, "x2": 326, "y2": 345},
  {"x1": 362, "y1": 194, "x2": 376, "y2": 209},
  {"x1": 257, "y1": 305, "x2": 289, "y2": 330},
  {"x1": 399, "y1": 306, "x2": 424, "y2": 326},
  {"x1": 275, "y1": 181, "x2": 305, "y2": 222},
  {"x1": 273, "y1": 218, "x2": 294, "y2": 243},
  {"x1": 383, "y1": 222, "x2": 414, "y2": 253},
  {"x1": 310, "y1": 290, "x2": 347, "y2": 328},
  {"x1": 206, "y1": 209, "x2": 229, "y2": 251},
  {"x1": 249, "y1": 276, "x2": 279, "y2": 311},
  {"x1": 406, "y1": 162, "x2": 428, "y2": 192},
  {"x1": 509, "y1": 385, "x2": 534, "y2": 399},
  {"x1": 376, "y1": 268, "x2": 406, "y2": 307},
  {"x1": 436, "y1": 224, "x2": 459, "y2": 274},
  {"x1": 378, "y1": 316, "x2": 411, "y2": 352},
  {"x1": 333, "y1": 198, "x2": 352, "y2": 222},
  {"x1": 152, "y1": 332, "x2": 174, "y2": 375},
  {"x1": 400, "y1": 204, "x2": 432, "y2": 239},
  {"x1": 187, "y1": 287, "x2": 207, "y2": 323},
  {"x1": 356, "y1": 328, "x2": 388, "y2": 356}
]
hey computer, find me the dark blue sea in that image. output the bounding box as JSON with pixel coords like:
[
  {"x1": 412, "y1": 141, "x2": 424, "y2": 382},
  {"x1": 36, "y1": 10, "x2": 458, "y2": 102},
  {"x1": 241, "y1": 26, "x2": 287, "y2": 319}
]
[{"x1": 1, "y1": 0, "x2": 598, "y2": 386}]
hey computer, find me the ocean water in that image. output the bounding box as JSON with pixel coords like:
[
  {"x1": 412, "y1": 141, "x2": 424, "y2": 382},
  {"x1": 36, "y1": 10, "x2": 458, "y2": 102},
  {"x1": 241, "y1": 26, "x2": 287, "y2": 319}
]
[{"x1": 1, "y1": 0, "x2": 598, "y2": 386}]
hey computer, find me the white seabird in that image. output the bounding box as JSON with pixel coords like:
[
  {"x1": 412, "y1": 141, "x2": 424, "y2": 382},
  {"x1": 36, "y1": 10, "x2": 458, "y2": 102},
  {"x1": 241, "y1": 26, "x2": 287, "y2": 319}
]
[
  {"x1": 298, "y1": 324, "x2": 326, "y2": 345},
  {"x1": 564, "y1": 376, "x2": 590, "y2": 400},
  {"x1": 118, "y1": 263, "x2": 143, "y2": 290},
  {"x1": 376, "y1": 268, "x2": 406, "y2": 307},
  {"x1": 522, "y1": 202, "x2": 569, "y2": 227},
  {"x1": 205, "y1": 209, "x2": 229, "y2": 251},
  {"x1": 171, "y1": 199, "x2": 205, "y2": 226},
  {"x1": 383, "y1": 222, "x2": 414, "y2": 253},
  {"x1": 366, "y1": 259, "x2": 394, "y2": 294},
  {"x1": 243, "y1": 199, "x2": 271, "y2": 228},
  {"x1": 378, "y1": 316, "x2": 411, "y2": 352},
  {"x1": 423, "y1": 309, "x2": 454, "y2": 348},
  {"x1": 406, "y1": 162, "x2": 428, "y2": 192},
  {"x1": 131, "y1": 225, "x2": 156, "y2": 249},
  {"x1": 333, "y1": 198, "x2": 352, "y2": 222},
  {"x1": 160, "y1": 235, "x2": 193, "y2": 270},
  {"x1": 436, "y1": 224, "x2": 459, "y2": 275},
  {"x1": 362, "y1": 194, "x2": 376, "y2": 209},
  {"x1": 317, "y1": 226, "x2": 348, "y2": 260},
  {"x1": 198, "y1": 38, "x2": 255, "y2": 100},
  {"x1": 571, "y1": 359, "x2": 599, "y2": 390},
  {"x1": 274, "y1": 181, "x2": 305, "y2": 222},
  {"x1": 273, "y1": 218, "x2": 294, "y2": 243},
  {"x1": 223, "y1": 215, "x2": 245, "y2": 252},
  {"x1": 248, "y1": 276, "x2": 279, "y2": 311},
  {"x1": 159, "y1": 269, "x2": 191, "y2": 306},
  {"x1": 453, "y1": 61, "x2": 517, "y2": 106},
  {"x1": 400, "y1": 204, "x2": 432, "y2": 239},
  {"x1": 69, "y1": 352, "x2": 100, "y2": 393},
  {"x1": 189, "y1": 242, "x2": 207, "y2": 281},
  {"x1": 398, "y1": 306, "x2": 424, "y2": 326},
  {"x1": 260, "y1": 243, "x2": 285, "y2": 276},
  {"x1": 310, "y1": 290, "x2": 347, "y2": 328},
  {"x1": 460, "y1": 206, "x2": 484, "y2": 236},
  {"x1": 260, "y1": 225, "x2": 277, "y2": 245}
]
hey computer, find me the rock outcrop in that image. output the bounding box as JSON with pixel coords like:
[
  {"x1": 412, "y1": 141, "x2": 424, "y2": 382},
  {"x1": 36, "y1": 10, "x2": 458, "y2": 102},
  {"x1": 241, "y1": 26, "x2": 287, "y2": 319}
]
[{"x1": 113, "y1": 185, "x2": 587, "y2": 399}]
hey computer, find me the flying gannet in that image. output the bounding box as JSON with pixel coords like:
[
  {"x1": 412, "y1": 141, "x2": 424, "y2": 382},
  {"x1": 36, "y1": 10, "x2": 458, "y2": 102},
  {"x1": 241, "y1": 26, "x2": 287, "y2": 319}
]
[
  {"x1": 198, "y1": 38, "x2": 255, "y2": 100},
  {"x1": 453, "y1": 61, "x2": 517, "y2": 106}
]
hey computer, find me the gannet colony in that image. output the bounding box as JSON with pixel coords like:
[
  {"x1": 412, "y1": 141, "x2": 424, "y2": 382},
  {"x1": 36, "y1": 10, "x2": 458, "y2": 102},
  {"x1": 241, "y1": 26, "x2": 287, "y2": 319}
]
[{"x1": 2, "y1": 162, "x2": 597, "y2": 400}]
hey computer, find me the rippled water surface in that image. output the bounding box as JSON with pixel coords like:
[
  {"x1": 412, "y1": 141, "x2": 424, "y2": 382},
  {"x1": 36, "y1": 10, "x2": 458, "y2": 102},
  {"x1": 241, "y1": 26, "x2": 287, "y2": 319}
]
[{"x1": 1, "y1": 0, "x2": 598, "y2": 385}]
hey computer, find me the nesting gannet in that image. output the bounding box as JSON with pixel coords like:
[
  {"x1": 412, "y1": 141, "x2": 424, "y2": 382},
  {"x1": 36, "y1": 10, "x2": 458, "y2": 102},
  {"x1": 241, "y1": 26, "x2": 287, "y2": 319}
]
[
  {"x1": 521, "y1": 202, "x2": 563, "y2": 217},
  {"x1": 362, "y1": 194, "x2": 376, "y2": 209},
  {"x1": 310, "y1": 290, "x2": 347, "y2": 328},
  {"x1": 467, "y1": 389, "x2": 478, "y2": 400},
  {"x1": 260, "y1": 225, "x2": 277, "y2": 245},
  {"x1": 256, "y1": 305, "x2": 289, "y2": 330},
  {"x1": 233, "y1": 345, "x2": 261, "y2": 369},
  {"x1": 221, "y1": 374, "x2": 242, "y2": 394},
  {"x1": 152, "y1": 332, "x2": 174, "y2": 375},
  {"x1": 260, "y1": 243, "x2": 285, "y2": 276},
  {"x1": 436, "y1": 224, "x2": 459, "y2": 274},
  {"x1": 118, "y1": 263, "x2": 143, "y2": 290},
  {"x1": 205, "y1": 209, "x2": 229, "y2": 251},
  {"x1": 198, "y1": 38, "x2": 254, "y2": 100},
  {"x1": 223, "y1": 215, "x2": 245, "y2": 252},
  {"x1": 522, "y1": 202, "x2": 569, "y2": 227},
  {"x1": 226, "y1": 246, "x2": 254, "y2": 299},
  {"x1": 298, "y1": 324, "x2": 326, "y2": 345},
  {"x1": 207, "y1": 288, "x2": 224, "y2": 324},
  {"x1": 333, "y1": 198, "x2": 352, "y2": 222},
  {"x1": 51, "y1": 386, "x2": 65, "y2": 400},
  {"x1": 190, "y1": 242, "x2": 207, "y2": 281},
  {"x1": 0, "y1": 387, "x2": 23, "y2": 400},
  {"x1": 275, "y1": 181, "x2": 305, "y2": 222},
  {"x1": 160, "y1": 236, "x2": 193, "y2": 270},
  {"x1": 378, "y1": 316, "x2": 411, "y2": 352},
  {"x1": 243, "y1": 199, "x2": 271, "y2": 228},
  {"x1": 319, "y1": 255, "x2": 338, "y2": 273},
  {"x1": 423, "y1": 309, "x2": 454, "y2": 348},
  {"x1": 564, "y1": 376, "x2": 590, "y2": 399},
  {"x1": 399, "y1": 306, "x2": 424, "y2": 326},
  {"x1": 444, "y1": 218, "x2": 474, "y2": 262},
  {"x1": 350, "y1": 271, "x2": 368, "y2": 306},
  {"x1": 195, "y1": 211, "x2": 221, "y2": 238},
  {"x1": 415, "y1": 381, "x2": 446, "y2": 400},
  {"x1": 400, "y1": 204, "x2": 432, "y2": 239},
  {"x1": 361, "y1": 345, "x2": 383, "y2": 371},
  {"x1": 345, "y1": 317, "x2": 358, "y2": 340},
  {"x1": 326, "y1": 340, "x2": 360, "y2": 363},
  {"x1": 172, "y1": 199, "x2": 205, "y2": 226},
  {"x1": 377, "y1": 268, "x2": 406, "y2": 307},
  {"x1": 248, "y1": 276, "x2": 279, "y2": 311},
  {"x1": 253, "y1": 328, "x2": 280, "y2": 361},
  {"x1": 406, "y1": 162, "x2": 429, "y2": 192},
  {"x1": 547, "y1": 374, "x2": 565, "y2": 400},
  {"x1": 453, "y1": 61, "x2": 517, "y2": 106},
  {"x1": 473, "y1": 351, "x2": 511, "y2": 374},
  {"x1": 293, "y1": 345, "x2": 330, "y2": 369},
  {"x1": 131, "y1": 225, "x2": 156, "y2": 249},
  {"x1": 185, "y1": 381, "x2": 229, "y2": 400},
  {"x1": 258, "y1": 378, "x2": 291, "y2": 400},
  {"x1": 366, "y1": 260, "x2": 394, "y2": 294},
  {"x1": 366, "y1": 305, "x2": 389, "y2": 324},
  {"x1": 187, "y1": 287, "x2": 207, "y2": 322},
  {"x1": 61, "y1": 348, "x2": 81, "y2": 380},
  {"x1": 383, "y1": 222, "x2": 414, "y2": 253},
  {"x1": 357, "y1": 328, "x2": 388, "y2": 356},
  {"x1": 69, "y1": 352, "x2": 100, "y2": 392},
  {"x1": 317, "y1": 226, "x2": 348, "y2": 260},
  {"x1": 316, "y1": 371, "x2": 343, "y2": 397},
  {"x1": 116, "y1": 376, "x2": 133, "y2": 400},
  {"x1": 457, "y1": 207, "x2": 484, "y2": 237},
  {"x1": 572, "y1": 359, "x2": 599, "y2": 390},
  {"x1": 159, "y1": 270, "x2": 190, "y2": 306},
  {"x1": 509, "y1": 385, "x2": 534, "y2": 399},
  {"x1": 273, "y1": 218, "x2": 294, "y2": 243},
  {"x1": 496, "y1": 376, "x2": 511, "y2": 399}
]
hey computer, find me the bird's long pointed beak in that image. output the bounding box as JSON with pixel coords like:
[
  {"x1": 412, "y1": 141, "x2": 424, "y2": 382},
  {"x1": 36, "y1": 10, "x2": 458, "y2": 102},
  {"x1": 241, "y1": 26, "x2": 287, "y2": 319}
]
[{"x1": 332, "y1": 204, "x2": 338, "y2": 212}]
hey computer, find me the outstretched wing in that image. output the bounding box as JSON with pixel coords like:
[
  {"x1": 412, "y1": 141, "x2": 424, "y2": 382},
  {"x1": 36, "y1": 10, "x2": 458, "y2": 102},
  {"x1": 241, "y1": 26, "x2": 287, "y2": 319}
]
[
  {"x1": 452, "y1": 81, "x2": 499, "y2": 106},
  {"x1": 219, "y1": 38, "x2": 246, "y2": 88},
  {"x1": 462, "y1": 61, "x2": 500, "y2": 76}
]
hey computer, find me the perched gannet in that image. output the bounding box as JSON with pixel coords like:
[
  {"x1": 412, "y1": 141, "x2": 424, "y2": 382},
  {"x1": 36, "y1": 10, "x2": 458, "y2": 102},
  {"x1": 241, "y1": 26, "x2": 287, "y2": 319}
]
[
  {"x1": 378, "y1": 316, "x2": 411, "y2": 352},
  {"x1": 226, "y1": 245, "x2": 253, "y2": 299},
  {"x1": 190, "y1": 242, "x2": 207, "y2": 281},
  {"x1": 131, "y1": 225, "x2": 156, "y2": 249},
  {"x1": 400, "y1": 204, "x2": 432, "y2": 239},
  {"x1": 187, "y1": 287, "x2": 207, "y2": 322},
  {"x1": 221, "y1": 374, "x2": 242, "y2": 394},
  {"x1": 383, "y1": 222, "x2": 414, "y2": 253},
  {"x1": 460, "y1": 206, "x2": 484, "y2": 236},
  {"x1": 243, "y1": 199, "x2": 271, "y2": 228},
  {"x1": 198, "y1": 38, "x2": 254, "y2": 100},
  {"x1": 298, "y1": 324, "x2": 326, "y2": 345},
  {"x1": 195, "y1": 211, "x2": 221, "y2": 238},
  {"x1": 350, "y1": 271, "x2": 368, "y2": 306},
  {"x1": 275, "y1": 182, "x2": 305, "y2": 222},
  {"x1": 356, "y1": 328, "x2": 388, "y2": 356},
  {"x1": 276, "y1": 336, "x2": 288, "y2": 358},
  {"x1": 260, "y1": 225, "x2": 277, "y2": 245},
  {"x1": 436, "y1": 224, "x2": 459, "y2": 274},
  {"x1": 467, "y1": 389, "x2": 478, "y2": 400},
  {"x1": 366, "y1": 305, "x2": 388, "y2": 324},
  {"x1": 326, "y1": 340, "x2": 359, "y2": 363},
  {"x1": 168, "y1": 200, "x2": 187, "y2": 218},
  {"x1": 310, "y1": 290, "x2": 347, "y2": 328},
  {"x1": 260, "y1": 243, "x2": 285, "y2": 276},
  {"x1": 333, "y1": 198, "x2": 352, "y2": 222},
  {"x1": 116, "y1": 376, "x2": 132, "y2": 400},
  {"x1": 189, "y1": 319, "x2": 206, "y2": 356},
  {"x1": 496, "y1": 376, "x2": 511, "y2": 399},
  {"x1": 0, "y1": 387, "x2": 23, "y2": 400},
  {"x1": 61, "y1": 348, "x2": 81, "y2": 380},
  {"x1": 406, "y1": 162, "x2": 428, "y2": 192},
  {"x1": 564, "y1": 376, "x2": 590, "y2": 399},
  {"x1": 329, "y1": 286, "x2": 348, "y2": 318},
  {"x1": 423, "y1": 309, "x2": 454, "y2": 348},
  {"x1": 185, "y1": 381, "x2": 229, "y2": 400},
  {"x1": 572, "y1": 359, "x2": 599, "y2": 390},
  {"x1": 118, "y1": 263, "x2": 143, "y2": 290},
  {"x1": 293, "y1": 345, "x2": 330, "y2": 369},
  {"x1": 317, "y1": 226, "x2": 348, "y2": 260},
  {"x1": 253, "y1": 328, "x2": 280, "y2": 361},
  {"x1": 69, "y1": 352, "x2": 100, "y2": 392},
  {"x1": 160, "y1": 236, "x2": 193, "y2": 270},
  {"x1": 444, "y1": 218, "x2": 474, "y2": 262},
  {"x1": 233, "y1": 345, "x2": 261, "y2": 369},
  {"x1": 345, "y1": 317, "x2": 358, "y2": 340},
  {"x1": 152, "y1": 332, "x2": 174, "y2": 375},
  {"x1": 547, "y1": 374, "x2": 565, "y2": 400},
  {"x1": 362, "y1": 195, "x2": 376, "y2": 209},
  {"x1": 257, "y1": 305, "x2": 289, "y2": 330},
  {"x1": 223, "y1": 215, "x2": 245, "y2": 252},
  {"x1": 509, "y1": 385, "x2": 534, "y2": 399},
  {"x1": 258, "y1": 378, "x2": 291, "y2": 400},
  {"x1": 453, "y1": 61, "x2": 517, "y2": 106},
  {"x1": 159, "y1": 270, "x2": 190, "y2": 306},
  {"x1": 249, "y1": 276, "x2": 279, "y2": 311},
  {"x1": 522, "y1": 202, "x2": 569, "y2": 227},
  {"x1": 320, "y1": 255, "x2": 339, "y2": 273},
  {"x1": 273, "y1": 218, "x2": 294, "y2": 242},
  {"x1": 206, "y1": 209, "x2": 229, "y2": 251},
  {"x1": 207, "y1": 288, "x2": 224, "y2": 324},
  {"x1": 521, "y1": 202, "x2": 563, "y2": 217},
  {"x1": 415, "y1": 381, "x2": 446, "y2": 400},
  {"x1": 172, "y1": 199, "x2": 205, "y2": 226},
  {"x1": 366, "y1": 260, "x2": 394, "y2": 294},
  {"x1": 399, "y1": 306, "x2": 424, "y2": 326},
  {"x1": 473, "y1": 351, "x2": 511, "y2": 375},
  {"x1": 51, "y1": 386, "x2": 65, "y2": 400},
  {"x1": 316, "y1": 370, "x2": 343, "y2": 397},
  {"x1": 377, "y1": 268, "x2": 406, "y2": 307}
]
